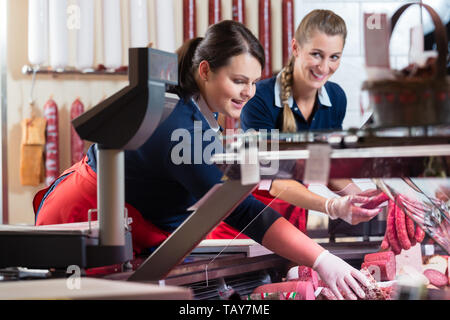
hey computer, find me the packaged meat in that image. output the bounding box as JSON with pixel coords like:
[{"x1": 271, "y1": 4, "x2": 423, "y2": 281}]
[
  {"x1": 208, "y1": 0, "x2": 221, "y2": 25},
  {"x1": 183, "y1": 0, "x2": 196, "y2": 41},
  {"x1": 362, "y1": 250, "x2": 396, "y2": 281},
  {"x1": 281, "y1": 0, "x2": 294, "y2": 66},
  {"x1": 70, "y1": 98, "x2": 85, "y2": 165},
  {"x1": 258, "y1": 0, "x2": 272, "y2": 79},
  {"x1": 28, "y1": 0, "x2": 49, "y2": 66},
  {"x1": 252, "y1": 280, "x2": 315, "y2": 300},
  {"x1": 364, "y1": 251, "x2": 395, "y2": 263},
  {"x1": 361, "y1": 260, "x2": 396, "y2": 281},
  {"x1": 49, "y1": 0, "x2": 68, "y2": 70},
  {"x1": 232, "y1": 0, "x2": 245, "y2": 24},
  {"x1": 43, "y1": 98, "x2": 59, "y2": 187},
  {"x1": 243, "y1": 292, "x2": 284, "y2": 300}
]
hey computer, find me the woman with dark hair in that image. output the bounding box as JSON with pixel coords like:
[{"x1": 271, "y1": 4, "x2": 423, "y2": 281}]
[{"x1": 33, "y1": 20, "x2": 371, "y2": 300}]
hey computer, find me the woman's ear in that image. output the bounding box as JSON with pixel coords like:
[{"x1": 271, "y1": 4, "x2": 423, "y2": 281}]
[
  {"x1": 198, "y1": 60, "x2": 211, "y2": 81},
  {"x1": 291, "y1": 39, "x2": 300, "y2": 58}
]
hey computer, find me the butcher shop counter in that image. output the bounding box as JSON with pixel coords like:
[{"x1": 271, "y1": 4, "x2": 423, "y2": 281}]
[{"x1": 95, "y1": 239, "x2": 383, "y2": 299}]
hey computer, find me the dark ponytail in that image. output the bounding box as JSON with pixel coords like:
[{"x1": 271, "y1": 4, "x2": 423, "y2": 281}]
[
  {"x1": 170, "y1": 20, "x2": 265, "y2": 100},
  {"x1": 169, "y1": 37, "x2": 203, "y2": 100}
]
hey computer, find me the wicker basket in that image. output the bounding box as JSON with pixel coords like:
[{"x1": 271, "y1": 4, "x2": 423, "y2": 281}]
[{"x1": 362, "y1": 3, "x2": 449, "y2": 128}]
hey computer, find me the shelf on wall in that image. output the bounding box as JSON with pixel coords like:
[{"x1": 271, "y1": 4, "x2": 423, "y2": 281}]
[{"x1": 22, "y1": 65, "x2": 128, "y2": 76}]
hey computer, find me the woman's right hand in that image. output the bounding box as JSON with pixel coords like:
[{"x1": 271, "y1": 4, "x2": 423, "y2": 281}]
[{"x1": 312, "y1": 250, "x2": 371, "y2": 300}]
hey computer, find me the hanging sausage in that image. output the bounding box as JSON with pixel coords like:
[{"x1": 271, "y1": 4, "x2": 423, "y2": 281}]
[
  {"x1": 103, "y1": 0, "x2": 122, "y2": 70},
  {"x1": 209, "y1": 0, "x2": 222, "y2": 25},
  {"x1": 155, "y1": 0, "x2": 175, "y2": 52},
  {"x1": 70, "y1": 98, "x2": 85, "y2": 165},
  {"x1": 49, "y1": 0, "x2": 68, "y2": 71},
  {"x1": 28, "y1": 0, "x2": 49, "y2": 66},
  {"x1": 232, "y1": 0, "x2": 246, "y2": 24},
  {"x1": 183, "y1": 0, "x2": 196, "y2": 42},
  {"x1": 43, "y1": 98, "x2": 59, "y2": 187},
  {"x1": 129, "y1": 0, "x2": 149, "y2": 48},
  {"x1": 282, "y1": 0, "x2": 294, "y2": 67},
  {"x1": 259, "y1": 0, "x2": 272, "y2": 79},
  {"x1": 76, "y1": 0, "x2": 94, "y2": 71}
]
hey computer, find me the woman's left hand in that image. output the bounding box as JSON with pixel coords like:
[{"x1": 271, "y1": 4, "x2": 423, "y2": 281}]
[{"x1": 326, "y1": 195, "x2": 383, "y2": 225}]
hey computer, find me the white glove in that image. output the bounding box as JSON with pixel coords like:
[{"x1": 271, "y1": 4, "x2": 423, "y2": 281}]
[
  {"x1": 325, "y1": 195, "x2": 382, "y2": 225},
  {"x1": 312, "y1": 250, "x2": 371, "y2": 300}
]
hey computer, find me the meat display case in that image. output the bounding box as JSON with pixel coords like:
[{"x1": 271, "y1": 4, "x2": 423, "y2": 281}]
[
  {"x1": 118, "y1": 125, "x2": 449, "y2": 299},
  {"x1": 211, "y1": 127, "x2": 450, "y2": 254}
]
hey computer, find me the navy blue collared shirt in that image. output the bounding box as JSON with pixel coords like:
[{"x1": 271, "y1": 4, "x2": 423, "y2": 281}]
[
  {"x1": 86, "y1": 97, "x2": 281, "y2": 244},
  {"x1": 241, "y1": 73, "x2": 347, "y2": 131}
]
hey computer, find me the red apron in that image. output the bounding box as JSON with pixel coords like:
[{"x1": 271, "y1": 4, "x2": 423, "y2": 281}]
[
  {"x1": 33, "y1": 155, "x2": 170, "y2": 254},
  {"x1": 207, "y1": 188, "x2": 308, "y2": 239}
]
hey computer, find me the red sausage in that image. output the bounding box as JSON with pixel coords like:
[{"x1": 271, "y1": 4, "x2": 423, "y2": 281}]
[
  {"x1": 395, "y1": 199, "x2": 411, "y2": 250},
  {"x1": 405, "y1": 210, "x2": 417, "y2": 245},
  {"x1": 208, "y1": 0, "x2": 221, "y2": 25},
  {"x1": 380, "y1": 233, "x2": 390, "y2": 250},
  {"x1": 259, "y1": 0, "x2": 272, "y2": 79},
  {"x1": 361, "y1": 192, "x2": 390, "y2": 209},
  {"x1": 282, "y1": 0, "x2": 294, "y2": 66},
  {"x1": 183, "y1": 0, "x2": 196, "y2": 41},
  {"x1": 43, "y1": 98, "x2": 59, "y2": 187},
  {"x1": 232, "y1": 0, "x2": 245, "y2": 24},
  {"x1": 386, "y1": 200, "x2": 402, "y2": 255},
  {"x1": 415, "y1": 224, "x2": 426, "y2": 243},
  {"x1": 70, "y1": 98, "x2": 85, "y2": 165}
]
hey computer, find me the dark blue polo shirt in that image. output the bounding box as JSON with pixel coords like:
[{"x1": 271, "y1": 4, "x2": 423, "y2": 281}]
[
  {"x1": 241, "y1": 73, "x2": 347, "y2": 131},
  {"x1": 86, "y1": 97, "x2": 281, "y2": 244}
]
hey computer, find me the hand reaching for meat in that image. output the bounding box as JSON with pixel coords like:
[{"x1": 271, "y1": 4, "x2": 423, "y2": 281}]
[
  {"x1": 312, "y1": 250, "x2": 371, "y2": 300},
  {"x1": 325, "y1": 195, "x2": 383, "y2": 225}
]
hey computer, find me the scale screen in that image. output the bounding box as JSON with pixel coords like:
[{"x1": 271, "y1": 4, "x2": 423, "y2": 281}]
[{"x1": 148, "y1": 49, "x2": 178, "y2": 85}]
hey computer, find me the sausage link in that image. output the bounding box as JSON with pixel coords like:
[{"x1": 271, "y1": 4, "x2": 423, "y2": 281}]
[
  {"x1": 43, "y1": 98, "x2": 59, "y2": 187},
  {"x1": 394, "y1": 199, "x2": 411, "y2": 250},
  {"x1": 386, "y1": 200, "x2": 402, "y2": 255},
  {"x1": 232, "y1": 0, "x2": 245, "y2": 24},
  {"x1": 415, "y1": 224, "x2": 426, "y2": 243},
  {"x1": 209, "y1": 0, "x2": 221, "y2": 25},
  {"x1": 183, "y1": 0, "x2": 196, "y2": 41},
  {"x1": 70, "y1": 98, "x2": 85, "y2": 165},
  {"x1": 259, "y1": 0, "x2": 272, "y2": 79},
  {"x1": 281, "y1": 0, "x2": 294, "y2": 66},
  {"x1": 405, "y1": 211, "x2": 416, "y2": 244}
]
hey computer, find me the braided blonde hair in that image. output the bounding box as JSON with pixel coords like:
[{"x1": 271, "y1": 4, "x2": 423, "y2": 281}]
[
  {"x1": 280, "y1": 9, "x2": 347, "y2": 133},
  {"x1": 280, "y1": 57, "x2": 296, "y2": 133}
]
